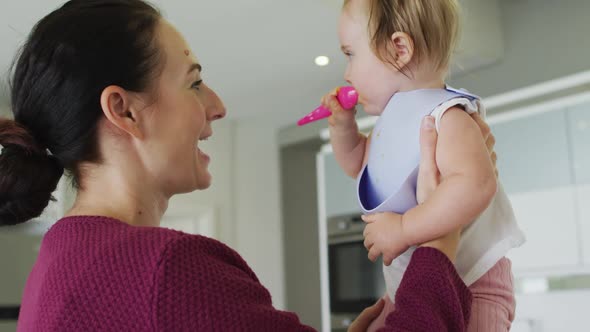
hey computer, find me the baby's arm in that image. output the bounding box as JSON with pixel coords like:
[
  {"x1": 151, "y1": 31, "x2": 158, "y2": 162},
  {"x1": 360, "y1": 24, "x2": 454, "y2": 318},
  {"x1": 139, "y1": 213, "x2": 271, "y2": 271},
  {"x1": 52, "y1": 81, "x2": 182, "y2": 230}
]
[
  {"x1": 402, "y1": 107, "x2": 497, "y2": 245},
  {"x1": 329, "y1": 124, "x2": 368, "y2": 178},
  {"x1": 322, "y1": 87, "x2": 369, "y2": 178}
]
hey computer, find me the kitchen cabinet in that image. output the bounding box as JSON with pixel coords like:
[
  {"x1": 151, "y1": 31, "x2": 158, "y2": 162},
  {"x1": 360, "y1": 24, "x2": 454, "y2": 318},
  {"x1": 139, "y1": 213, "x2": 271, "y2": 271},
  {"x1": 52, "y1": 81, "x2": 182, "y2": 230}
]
[
  {"x1": 566, "y1": 102, "x2": 590, "y2": 265},
  {"x1": 567, "y1": 102, "x2": 590, "y2": 185},
  {"x1": 490, "y1": 103, "x2": 590, "y2": 273},
  {"x1": 492, "y1": 110, "x2": 573, "y2": 195},
  {"x1": 506, "y1": 187, "x2": 580, "y2": 270},
  {"x1": 578, "y1": 184, "x2": 590, "y2": 265},
  {"x1": 514, "y1": 290, "x2": 590, "y2": 332}
]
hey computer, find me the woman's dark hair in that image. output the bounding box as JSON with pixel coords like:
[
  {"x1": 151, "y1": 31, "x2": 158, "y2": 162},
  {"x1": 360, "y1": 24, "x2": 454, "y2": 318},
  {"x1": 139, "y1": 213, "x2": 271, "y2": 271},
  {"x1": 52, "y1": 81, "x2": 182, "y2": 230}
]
[{"x1": 0, "y1": 0, "x2": 163, "y2": 226}]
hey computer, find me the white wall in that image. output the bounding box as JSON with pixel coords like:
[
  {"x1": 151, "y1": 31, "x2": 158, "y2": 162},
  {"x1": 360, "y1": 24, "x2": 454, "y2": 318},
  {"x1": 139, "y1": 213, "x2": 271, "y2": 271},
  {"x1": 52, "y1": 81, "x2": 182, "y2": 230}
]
[
  {"x1": 233, "y1": 114, "x2": 286, "y2": 309},
  {"x1": 0, "y1": 105, "x2": 10, "y2": 118}
]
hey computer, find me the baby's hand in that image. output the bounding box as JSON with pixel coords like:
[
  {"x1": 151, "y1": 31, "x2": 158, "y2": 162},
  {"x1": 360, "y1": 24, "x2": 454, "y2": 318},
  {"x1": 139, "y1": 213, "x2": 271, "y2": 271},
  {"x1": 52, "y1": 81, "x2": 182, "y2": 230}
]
[
  {"x1": 321, "y1": 87, "x2": 357, "y2": 129},
  {"x1": 362, "y1": 212, "x2": 409, "y2": 266}
]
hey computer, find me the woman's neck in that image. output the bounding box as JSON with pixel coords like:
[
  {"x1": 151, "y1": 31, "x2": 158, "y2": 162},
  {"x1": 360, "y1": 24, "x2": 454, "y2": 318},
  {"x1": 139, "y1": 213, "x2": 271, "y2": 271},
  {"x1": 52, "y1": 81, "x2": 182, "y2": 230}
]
[{"x1": 65, "y1": 162, "x2": 168, "y2": 228}]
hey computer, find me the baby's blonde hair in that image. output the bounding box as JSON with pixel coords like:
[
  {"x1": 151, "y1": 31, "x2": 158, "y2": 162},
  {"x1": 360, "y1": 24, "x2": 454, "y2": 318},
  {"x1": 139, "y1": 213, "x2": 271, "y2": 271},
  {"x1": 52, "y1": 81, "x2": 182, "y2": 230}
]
[{"x1": 344, "y1": 0, "x2": 461, "y2": 73}]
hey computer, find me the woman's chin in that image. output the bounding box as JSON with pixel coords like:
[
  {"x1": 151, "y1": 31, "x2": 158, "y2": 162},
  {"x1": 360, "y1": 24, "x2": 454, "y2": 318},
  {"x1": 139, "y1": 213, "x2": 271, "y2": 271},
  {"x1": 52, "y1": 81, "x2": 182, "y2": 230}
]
[
  {"x1": 173, "y1": 168, "x2": 212, "y2": 194},
  {"x1": 195, "y1": 169, "x2": 212, "y2": 190}
]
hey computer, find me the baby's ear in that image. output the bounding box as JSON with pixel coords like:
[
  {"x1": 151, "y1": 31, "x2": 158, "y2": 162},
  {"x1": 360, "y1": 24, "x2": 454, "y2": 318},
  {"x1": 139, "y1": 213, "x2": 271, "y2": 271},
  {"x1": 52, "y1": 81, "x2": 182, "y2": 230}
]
[{"x1": 390, "y1": 32, "x2": 415, "y2": 69}]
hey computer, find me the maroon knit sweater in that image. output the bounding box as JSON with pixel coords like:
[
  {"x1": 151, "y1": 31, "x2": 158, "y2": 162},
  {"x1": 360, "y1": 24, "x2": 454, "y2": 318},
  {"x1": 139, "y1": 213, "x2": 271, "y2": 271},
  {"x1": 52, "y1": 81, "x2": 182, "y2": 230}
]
[{"x1": 18, "y1": 216, "x2": 471, "y2": 331}]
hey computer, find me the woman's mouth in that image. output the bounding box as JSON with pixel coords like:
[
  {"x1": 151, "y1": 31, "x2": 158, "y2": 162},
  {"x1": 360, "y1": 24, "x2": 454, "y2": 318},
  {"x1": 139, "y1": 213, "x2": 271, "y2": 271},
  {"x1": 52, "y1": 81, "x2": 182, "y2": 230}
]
[{"x1": 197, "y1": 147, "x2": 210, "y2": 163}]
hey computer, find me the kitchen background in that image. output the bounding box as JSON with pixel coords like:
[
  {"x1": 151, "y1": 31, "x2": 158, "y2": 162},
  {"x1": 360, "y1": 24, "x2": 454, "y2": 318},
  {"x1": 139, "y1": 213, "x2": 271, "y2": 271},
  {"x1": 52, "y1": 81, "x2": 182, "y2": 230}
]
[{"x1": 1, "y1": 0, "x2": 589, "y2": 331}]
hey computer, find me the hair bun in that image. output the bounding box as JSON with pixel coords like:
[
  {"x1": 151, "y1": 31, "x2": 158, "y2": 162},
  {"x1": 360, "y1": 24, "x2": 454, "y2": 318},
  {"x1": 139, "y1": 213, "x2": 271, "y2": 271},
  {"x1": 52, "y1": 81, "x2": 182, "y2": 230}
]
[{"x1": 0, "y1": 118, "x2": 64, "y2": 226}]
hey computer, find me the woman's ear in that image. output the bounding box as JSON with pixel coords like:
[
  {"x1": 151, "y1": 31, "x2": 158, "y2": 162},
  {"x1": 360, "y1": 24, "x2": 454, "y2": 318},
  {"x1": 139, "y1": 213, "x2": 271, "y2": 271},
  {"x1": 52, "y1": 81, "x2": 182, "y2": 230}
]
[
  {"x1": 390, "y1": 32, "x2": 415, "y2": 70},
  {"x1": 100, "y1": 85, "x2": 144, "y2": 139}
]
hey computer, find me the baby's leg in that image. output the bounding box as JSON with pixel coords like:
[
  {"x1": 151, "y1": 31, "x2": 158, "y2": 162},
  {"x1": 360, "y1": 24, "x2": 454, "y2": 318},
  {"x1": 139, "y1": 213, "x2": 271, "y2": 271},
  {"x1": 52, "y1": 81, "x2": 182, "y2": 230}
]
[
  {"x1": 366, "y1": 294, "x2": 395, "y2": 332},
  {"x1": 467, "y1": 257, "x2": 516, "y2": 332}
]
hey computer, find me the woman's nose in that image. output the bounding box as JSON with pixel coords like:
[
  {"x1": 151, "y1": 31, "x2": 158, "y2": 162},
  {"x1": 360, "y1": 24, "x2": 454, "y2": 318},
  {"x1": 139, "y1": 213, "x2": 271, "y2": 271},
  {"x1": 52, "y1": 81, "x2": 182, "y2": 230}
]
[{"x1": 205, "y1": 86, "x2": 226, "y2": 121}]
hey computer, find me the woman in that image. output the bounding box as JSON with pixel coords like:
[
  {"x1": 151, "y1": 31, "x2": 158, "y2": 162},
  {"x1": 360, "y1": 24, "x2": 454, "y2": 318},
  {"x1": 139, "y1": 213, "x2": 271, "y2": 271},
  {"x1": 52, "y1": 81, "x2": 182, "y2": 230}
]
[{"x1": 0, "y1": 0, "x2": 495, "y2": 330}]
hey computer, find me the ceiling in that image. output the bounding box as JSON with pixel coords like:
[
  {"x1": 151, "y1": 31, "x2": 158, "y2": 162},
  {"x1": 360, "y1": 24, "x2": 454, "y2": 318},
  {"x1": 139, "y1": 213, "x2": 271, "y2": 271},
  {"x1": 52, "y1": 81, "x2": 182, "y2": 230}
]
[
  {"x1": 0, "y1": 0, "x2": 510, "y2": 128},
  {"x1": 0, "y1": 0, "x2": 348, "y2": 127}
]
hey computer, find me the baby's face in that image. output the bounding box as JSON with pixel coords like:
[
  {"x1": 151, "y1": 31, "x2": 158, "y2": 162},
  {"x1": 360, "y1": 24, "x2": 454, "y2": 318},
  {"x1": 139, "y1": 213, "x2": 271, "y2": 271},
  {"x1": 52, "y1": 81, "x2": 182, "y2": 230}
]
[{"x1": 338, "y1": 0, "x2": 403, "y2": 116}]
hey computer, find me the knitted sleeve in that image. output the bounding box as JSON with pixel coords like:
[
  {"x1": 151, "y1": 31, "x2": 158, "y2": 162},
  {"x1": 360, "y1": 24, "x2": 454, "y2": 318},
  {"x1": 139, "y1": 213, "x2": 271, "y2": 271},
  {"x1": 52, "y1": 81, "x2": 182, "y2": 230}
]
[
  {"x1": 153, "y1": 235, "x2": 316, "y2": 332},
  {"x1": 379, "y1": 247, "x2": 473, "y2": 332}
]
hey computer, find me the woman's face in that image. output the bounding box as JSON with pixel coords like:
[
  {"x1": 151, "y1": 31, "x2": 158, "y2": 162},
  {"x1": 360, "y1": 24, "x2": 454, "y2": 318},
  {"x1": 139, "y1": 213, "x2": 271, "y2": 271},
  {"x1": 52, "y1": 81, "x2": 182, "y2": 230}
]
[{"x1": 140, "y1": 20, "x2": 226, "y2": 196}]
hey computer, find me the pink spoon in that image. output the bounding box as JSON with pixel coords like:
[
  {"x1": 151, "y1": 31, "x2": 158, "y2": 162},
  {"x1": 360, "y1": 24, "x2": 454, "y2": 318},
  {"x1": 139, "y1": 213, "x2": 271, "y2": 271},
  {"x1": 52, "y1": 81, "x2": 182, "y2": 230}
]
[{"x1": 297, "y1": 86, "x2": 358, "y2": 126}]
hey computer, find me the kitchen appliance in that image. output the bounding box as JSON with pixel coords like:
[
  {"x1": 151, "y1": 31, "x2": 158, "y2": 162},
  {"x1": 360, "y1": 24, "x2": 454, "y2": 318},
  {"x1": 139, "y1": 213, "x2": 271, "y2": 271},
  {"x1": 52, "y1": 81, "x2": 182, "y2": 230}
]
[{"x1": 327, "y1": 213, "x2": 385, "y2": 330}]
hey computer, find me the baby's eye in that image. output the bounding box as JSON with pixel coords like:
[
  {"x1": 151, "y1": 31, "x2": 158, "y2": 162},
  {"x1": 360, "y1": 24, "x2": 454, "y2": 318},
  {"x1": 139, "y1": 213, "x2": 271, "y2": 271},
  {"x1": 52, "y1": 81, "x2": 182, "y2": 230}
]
[{"x1": 191, "y1": 80, "x2": 203, "y2": 90}]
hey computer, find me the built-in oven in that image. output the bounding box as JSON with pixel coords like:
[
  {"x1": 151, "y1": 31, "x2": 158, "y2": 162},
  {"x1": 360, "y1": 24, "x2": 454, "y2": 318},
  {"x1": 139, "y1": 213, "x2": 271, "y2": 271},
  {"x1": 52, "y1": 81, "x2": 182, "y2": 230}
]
[{"x1": 328, "y1": 213, "x2": 385, "y2": 330}]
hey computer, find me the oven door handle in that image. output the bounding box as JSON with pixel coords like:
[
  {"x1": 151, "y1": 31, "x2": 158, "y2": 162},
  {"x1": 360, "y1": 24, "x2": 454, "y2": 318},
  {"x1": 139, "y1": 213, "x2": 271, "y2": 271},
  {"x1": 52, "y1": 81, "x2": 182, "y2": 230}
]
[
  {"x1": 0, "y1": 306, "x2": 20, "y2": 320},
  {"x1": 329, "y1": 233, "x2": 365, "y2": 245}
]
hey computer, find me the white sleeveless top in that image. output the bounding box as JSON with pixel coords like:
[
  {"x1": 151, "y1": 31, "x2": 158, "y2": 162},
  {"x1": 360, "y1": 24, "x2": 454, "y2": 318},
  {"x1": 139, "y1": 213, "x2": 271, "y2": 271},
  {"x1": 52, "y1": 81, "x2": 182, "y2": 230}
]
[{"x1": 356, "y1": 86, "x2": 526, "y2": 301}]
